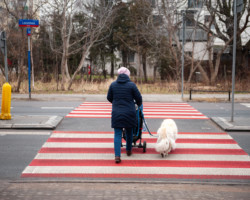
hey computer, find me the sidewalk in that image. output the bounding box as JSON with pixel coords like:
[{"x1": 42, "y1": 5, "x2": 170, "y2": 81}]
[
  {"x1": 0, "y1": 115, "x2": 63, "y2": 129},
  {"x1": 0, "y1": 93, "x2": 250, "y2": 131},
  {"x1": 0, "y1": 181, "x2": 250, "y2": 200},
  {"x1": 9, "y1": 92, "x2": 250, "y2": 102}
]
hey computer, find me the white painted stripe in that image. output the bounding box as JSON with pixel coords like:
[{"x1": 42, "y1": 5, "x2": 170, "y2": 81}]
[
  {"x1": 43, "y1": 142, "x2": 241, "y2": 149},
  {"x1": 66, "y1": 114, "x2": 207, "y2": 119},
  {"x1": 78, "y1": 105, "x2": 195, "y2": 110},
  {"x1": 50, "y1": 133, "x2": 232, "y2": 139},
  {"x1": 75, "y1": 108, "x2": 197, "y2": 111},
  {"x1": 22, "y1": 166, "x2": 250, "y2": 176},
  {"x1": 35, "y1": 153, "x2": 250, "y2": 161},
  {"x1": 0, "y1": 132, "x2": 51, "y2": 136},
  {"x1": 241, "y1": 103, "x2": 250, "y2": 108},
  {"x1": 81, "y1": 102, "x2": 189, "y2": 105},
  {"x1": 218, "y1": 117, "x2": 234, "y2": 127},
  {"x1": 70, "y1": 111, "x2": 203, "y2": 115},
  {"x1": 41, "y1": 107, "x2": 74, "y2": 109}
]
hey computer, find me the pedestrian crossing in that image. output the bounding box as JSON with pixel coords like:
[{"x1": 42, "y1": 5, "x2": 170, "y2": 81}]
[
  {"x1": 21, "y1": 131, "x2": 250, "y2": 180},
  {"x1": 66, "y1": 102, "x2": 208, "y2": 119}
]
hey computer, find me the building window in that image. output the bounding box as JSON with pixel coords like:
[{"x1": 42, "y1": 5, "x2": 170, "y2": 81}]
[
  {"x1": 150, "y1": 0, "x2": 156, "y2": 8},
  {"x1": 188, "y1": 0, "x2": 203, "y2": 8},
  {"x1": 205, "y1": 15, "x2": 215, "y2": 29},
  {"x1": 153, "y1": 15, "x2": 163, "y2": 26},
  {"x1": 128, "y1": 52, "x2": 135, "y2": 63},
  {"x1": 185, "y1": 10, "x2": 196, "y2": 27}
]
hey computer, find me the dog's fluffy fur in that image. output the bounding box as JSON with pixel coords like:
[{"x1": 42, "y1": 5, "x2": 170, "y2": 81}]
[{"x1": 155, "y1": 119, "x2": 178, "y2": 157}]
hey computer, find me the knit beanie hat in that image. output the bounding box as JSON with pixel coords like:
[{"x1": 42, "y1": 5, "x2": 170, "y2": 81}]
[{"x1": 118, "y1": 67, "x2": 130, "y2": 77}]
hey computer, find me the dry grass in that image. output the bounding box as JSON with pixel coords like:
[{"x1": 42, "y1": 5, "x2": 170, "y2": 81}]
[{"x1": 1, "y1": 75, "x2": 250, "y2": 94}]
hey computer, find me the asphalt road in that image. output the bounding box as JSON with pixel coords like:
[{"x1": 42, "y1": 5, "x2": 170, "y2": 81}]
[
  {"x1": 0, "y1": 98, "x2": 250, "y2": 199},
  {"x1": 0, "y1": 100, "x2": 249, "y2": 181}
]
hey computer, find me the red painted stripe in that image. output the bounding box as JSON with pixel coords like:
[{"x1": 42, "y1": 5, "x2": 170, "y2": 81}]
[
  {"x1": 21, "y1": 173, "x2": 250, "y2": 180},
  {"x1": 73, "y1": 110, "x2": 199, "y2": 113},
  {"x1": 39, "y1": 147, "x2": 247, "y2": 155},
  {"x1": 82, "y1": 102, "x2": 188, "y2": 105},
  {"x1": 76, "y1": 107, "x2": 195, "y2": 110},
  {"x1": 178, "y1": 132, "x2": 227, "y2": 135},
  {"x1": 69, "y1": 112, "x2": 205, "y2": 116},
  {"x1": 81, "y1": 105, "x2": 192, "y2": 107},
  {"x1": 65, "y1": 116, "x2": 208, "y2": 119},
  {"x1": 29, "y1": 159, "x2": 250, "y2": 168},
  {"x1": 177, "y1": 139, "x2": 237, "y2": 144},
  {"x1": 46, "y1": 138, "x2": 236, "y2": 144},
  {"x1": 52, "y1": 131, "x2": 227, "y2": 135}
]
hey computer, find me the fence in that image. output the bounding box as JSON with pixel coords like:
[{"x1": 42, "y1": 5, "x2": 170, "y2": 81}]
[{"x1": 189, "y1": 89, "x2": 250, "y2": 101}]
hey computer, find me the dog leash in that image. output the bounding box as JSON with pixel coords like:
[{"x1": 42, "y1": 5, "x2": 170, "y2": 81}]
[{"x1": 138, "y1": 106, "x2": 158, "y2": 138}]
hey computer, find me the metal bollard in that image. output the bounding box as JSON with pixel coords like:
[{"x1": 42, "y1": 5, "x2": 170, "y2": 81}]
[
  {"x1": 189, "y1": 89, "x2": 192, "y2": 100},
  {"x1": 0, "y1": 82, "x2": 11, "y2": 120}
]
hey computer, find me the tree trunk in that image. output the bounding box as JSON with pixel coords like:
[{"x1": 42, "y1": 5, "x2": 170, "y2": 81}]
[
  {"x1": 197, "y1": 63, "x2": 210, "y2": 85},
  {"x1": 60, "y1": 54, "x2": 67, "y2": 90},
  {"x1": 67, "y1": 49, "x2": 90, "y2": 90},
  {"x1": 16, "y1": 29, "x2": 26, "y2": 92},
  {"x1": 110, "y1": 48, "x2": 114, "y2": 78},
  {"x1": 142, "y1": 52, "x2": 147, "y2": 82}
]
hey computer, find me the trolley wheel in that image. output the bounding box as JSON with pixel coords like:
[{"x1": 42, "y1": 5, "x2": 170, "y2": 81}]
[{"x1": 143, "y1": 141, "x2": 147, "y2": 153}]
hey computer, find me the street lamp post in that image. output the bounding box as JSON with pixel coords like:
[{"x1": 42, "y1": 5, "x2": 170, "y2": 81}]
[{"x1": 231, "y1": 0, "x2": 244, "y2": 122}]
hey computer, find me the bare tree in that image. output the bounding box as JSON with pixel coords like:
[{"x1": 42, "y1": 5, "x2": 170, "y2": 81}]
[
  {"x1": 158, "y1": 0, "x2": 188, "y2": 89},
  {"x1": 42, "y1": 0, "x2": 115, "y2": 90},
  {"x1": 197, "y1": 0, "x2": 250, "y2": 85},
  {"x1": 2, "y1": 0, "x2": 47, "y2": 92},
  {"x1": 42, "y1": 0, "x2": 79, "y2": 90},
  {"x1": 67, "y1": 1, "x2": 115, "y2": 90}
]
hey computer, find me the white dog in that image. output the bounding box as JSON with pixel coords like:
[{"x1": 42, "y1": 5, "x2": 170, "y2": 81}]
[{"x1": 155, "y1": 119, "x2": 178, "y2": 157}]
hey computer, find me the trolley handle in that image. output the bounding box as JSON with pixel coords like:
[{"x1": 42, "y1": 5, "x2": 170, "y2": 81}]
[{"x1": 138, "y1": 105, "x2": 158, "y2": 138}]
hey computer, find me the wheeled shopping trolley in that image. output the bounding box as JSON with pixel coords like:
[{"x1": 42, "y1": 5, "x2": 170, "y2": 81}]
[{"x1": 122, "y1": 105, "x2": 147, "y2": 153}]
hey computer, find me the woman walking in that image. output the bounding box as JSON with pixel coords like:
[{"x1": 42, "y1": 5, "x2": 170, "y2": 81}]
[{"x1": 107, "y1": 67, "x2": 142, "y2": 163}]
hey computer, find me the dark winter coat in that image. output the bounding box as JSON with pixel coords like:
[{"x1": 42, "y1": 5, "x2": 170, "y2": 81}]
[{"x1": 107, "y1": 74, "x2": 142, "y2": 128}]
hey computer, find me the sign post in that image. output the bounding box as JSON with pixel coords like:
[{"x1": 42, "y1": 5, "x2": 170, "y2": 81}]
[
  {"x1": 231, "y1": 0, "x2": 244, "y2": 122},
  {"x1": 0, "y1": 31, "x2": 8, "y2": 82},
  {"x1": 27, "y1": 28, "x2": 31, "y2": 99},
  {"x1": 19, "y1": 19, "x2": 39, "y2": 99}
]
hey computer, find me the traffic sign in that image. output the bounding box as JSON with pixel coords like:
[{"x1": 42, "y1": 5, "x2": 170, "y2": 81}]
[
  {"x1": 236, "y1": 0, "x2": 244, "y2": 13},
  {"x1": 27, "y1": 28, "x2": 31, "y2": 36},
  {"x1": 19, "y1": 19, "x2": 39, "y2": 27}
]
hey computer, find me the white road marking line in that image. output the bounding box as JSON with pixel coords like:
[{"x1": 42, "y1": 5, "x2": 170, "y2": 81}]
[
  {"x1": 0, "y1": 132, "x2": 51, "y2": 135},
  {"x1": 22, "y1": 166, "x2": 250, "y2": 176},
  {"x1": 66, "y1": 114, "x2": 207, "y2": 119},
  {"x1": 41, "y1": 107, "x2": 74, "y2": 109},
  {"x1": 43, "y1": 142, "x2": 241, "y2": 149},
  {"x1": 241, "y1": 103, "x2": 250, "y2": 108},
  {"x1": 70, "y1": 111, "x2": 203, "y2": 115},
  {"x1": 50, "y1": 133, "x2": 232, "y2": 139},
  {"x1": 35, "y1": 153, "x2": 250, "y2": 161}
]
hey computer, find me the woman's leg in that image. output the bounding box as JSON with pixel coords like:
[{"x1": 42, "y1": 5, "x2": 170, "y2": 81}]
[
  {"x1": 125, "y1": 128, "x2": 133, "y2": 152},
  {"x1": 114, "y1": 128, "x2": 122, "y2": 157}
]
